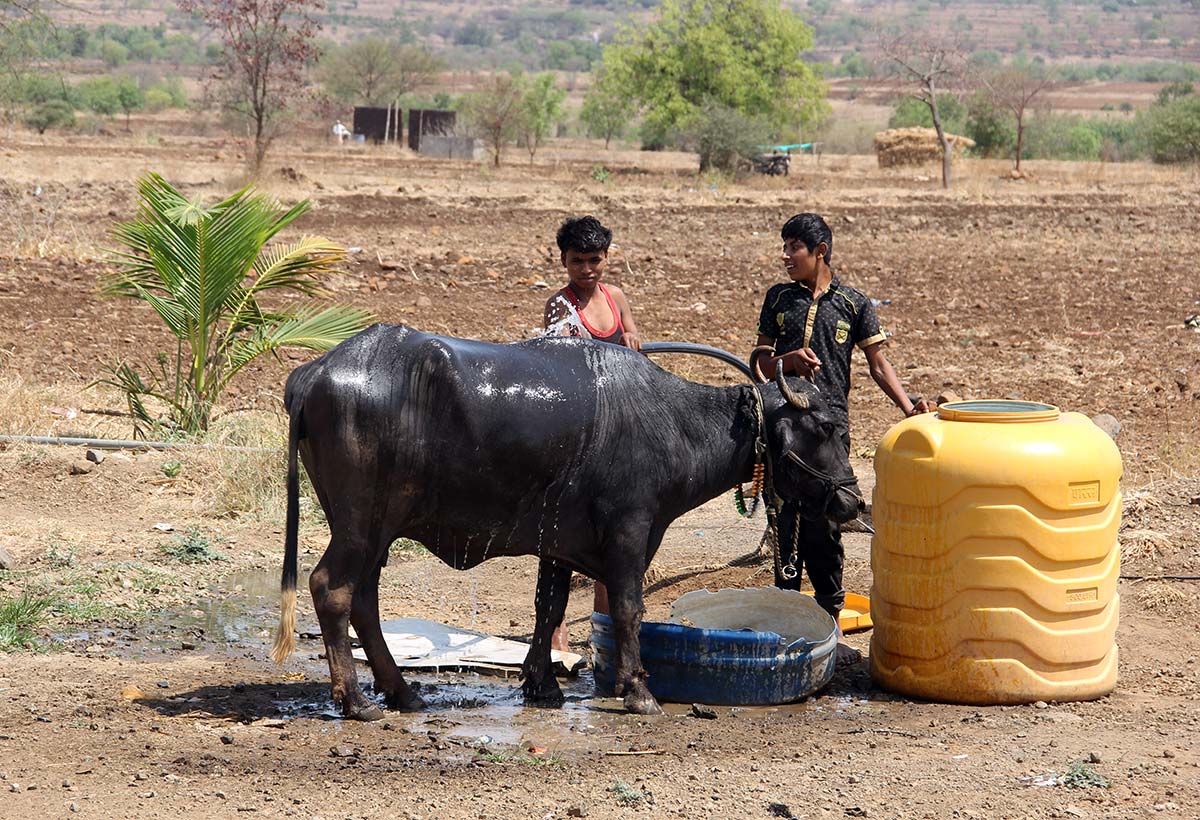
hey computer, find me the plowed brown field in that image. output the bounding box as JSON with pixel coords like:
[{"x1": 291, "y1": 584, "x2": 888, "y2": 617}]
[{"x1": 1, "y1": 131, "x2": 1198, "y2": 820}]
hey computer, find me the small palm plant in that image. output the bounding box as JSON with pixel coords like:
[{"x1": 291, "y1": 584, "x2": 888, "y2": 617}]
[{"x1": 99, "y1": 173, "x2": 373, "y2": 435}]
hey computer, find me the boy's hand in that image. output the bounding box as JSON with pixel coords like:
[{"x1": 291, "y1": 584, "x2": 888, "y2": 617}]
[
  {"x1": 784, "y1": 348, "x2": 821, "y2": 379},
  {"x1": 908, "y1": 397, "x2": 935, "y2": 416},
  {"x1": 621, "y1": 331, "x2": 642, "y2": 352}
]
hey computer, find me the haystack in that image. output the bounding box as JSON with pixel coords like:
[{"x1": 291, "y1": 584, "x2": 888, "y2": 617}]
[{"x1": 874, "y1": 127, "x2": 976, "y2": 168}]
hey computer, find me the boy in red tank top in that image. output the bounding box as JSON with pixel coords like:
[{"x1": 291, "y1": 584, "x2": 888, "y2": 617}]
[
  {"x1": 543, "y1": 216, "x2": 641, "y2": 351},
  {"x1": 543, "y1": 216, "x2": 641, "y2": 652}
]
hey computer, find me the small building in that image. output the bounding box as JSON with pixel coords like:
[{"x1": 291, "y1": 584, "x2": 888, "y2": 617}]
[
  {"x1": 407, "y1": 109, "x2": 457, "y2": 152},
  {"x1": 418, "y1": 134, "x2": 482, "y2": 160},
  {"x1": 353, "y1": 106, "x2": 403, "y2": 144}
]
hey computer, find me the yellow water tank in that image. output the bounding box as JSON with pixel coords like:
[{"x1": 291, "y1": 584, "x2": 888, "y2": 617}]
[{"x1": 869, "y1": 400, "x2": 1122, "y2": 704}]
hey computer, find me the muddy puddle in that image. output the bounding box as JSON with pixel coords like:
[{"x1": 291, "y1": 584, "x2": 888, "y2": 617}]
[
  {"x1": 60, "y1": 569, "x2": 284, "y2": 656},
  {"x1": 80, "y1": 570, "x2": 882, "y2": 755}
]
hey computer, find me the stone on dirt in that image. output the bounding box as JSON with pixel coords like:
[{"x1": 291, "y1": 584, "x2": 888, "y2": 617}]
[
  {"x1": 85, "y1": 449, "x2": 105, "y2": 464},
  {"x1": 1090, "y1": 413, "x2": 1121, "y2": 440},
  {"x1": 0, "y1": 545, "x2": 14, "y2": 570},
  {"x1": 69, "y1": 460, "x2": 94, "y2": 475}
]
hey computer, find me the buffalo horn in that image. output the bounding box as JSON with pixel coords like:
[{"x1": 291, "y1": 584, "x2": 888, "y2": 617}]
[{"x1": 775, "y1": 368, "x2": 809, "y2": 409}]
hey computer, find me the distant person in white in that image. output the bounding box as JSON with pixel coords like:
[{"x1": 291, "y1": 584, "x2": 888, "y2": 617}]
[{"x1": 332, "y1": 120, "x2": 350, "y2": 145}]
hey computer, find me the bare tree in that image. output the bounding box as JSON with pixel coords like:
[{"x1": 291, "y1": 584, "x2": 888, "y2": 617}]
[
  {"x1": 177, "y1": 0, "x2": 322, "y2": 171},
  {"x1": 392, "y1": 45, "x2": 443, "y2": 100},
  {"x1": 982, "y1": 64, "x2": 1052, "y2": 174},
  {"x1": 319, "y1": 38, "x2": 444, "y2": 107},
  {"x1": 879, "y1": 31, "x2": 967, "y2": 188},
  {"x1": 462, "y1": 73, "x2": 524, "y2": 167}
]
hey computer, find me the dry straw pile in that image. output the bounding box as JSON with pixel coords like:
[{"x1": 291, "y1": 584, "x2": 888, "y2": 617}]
[{"x1": 874, "y1": 127, "x2": 976, "y2": 168}]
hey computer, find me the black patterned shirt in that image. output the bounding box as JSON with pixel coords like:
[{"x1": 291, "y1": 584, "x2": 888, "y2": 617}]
[{"x1": 756, "y1": 278, "x2": 886, "y2": 423}]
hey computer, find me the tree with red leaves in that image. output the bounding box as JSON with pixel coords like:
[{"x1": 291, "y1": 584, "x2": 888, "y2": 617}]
[{"x1": 177, "y1": 0, "x2": 322, "y2": 170}]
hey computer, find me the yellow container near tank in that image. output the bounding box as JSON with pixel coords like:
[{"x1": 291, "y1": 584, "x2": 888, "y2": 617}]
[{"x1": 869, "y1": 400, "x2": 1122, "y2": 705}]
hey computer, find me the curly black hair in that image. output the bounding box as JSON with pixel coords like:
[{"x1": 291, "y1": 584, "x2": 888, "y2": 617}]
[{"x1": 556, "y1": 215, "x2": 612, "y2": 256}]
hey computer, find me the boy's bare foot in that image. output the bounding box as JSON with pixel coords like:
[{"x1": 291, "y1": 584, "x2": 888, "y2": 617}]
[{"x1": 551, "y1": 623, "x2": 569, "y2": 653}]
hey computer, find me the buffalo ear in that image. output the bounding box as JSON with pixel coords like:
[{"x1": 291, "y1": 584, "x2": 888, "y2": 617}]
[{"x1": 775, "y1": 368, "x2": 809, "y2": 410}]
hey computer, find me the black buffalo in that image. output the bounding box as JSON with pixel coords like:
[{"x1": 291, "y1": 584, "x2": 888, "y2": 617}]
[{"x1": 270, "y1": 324, "x2": 863, "y2": 718}]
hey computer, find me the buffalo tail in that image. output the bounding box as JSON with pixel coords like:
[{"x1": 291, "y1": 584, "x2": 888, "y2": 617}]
[{"x1": 270, "y1": 402, "x2": 302, "y2": 664}]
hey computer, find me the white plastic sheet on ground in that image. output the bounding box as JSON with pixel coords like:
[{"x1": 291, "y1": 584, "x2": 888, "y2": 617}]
[{"x1": 350, "y1": 618, "x2": 584, "y2": 676}]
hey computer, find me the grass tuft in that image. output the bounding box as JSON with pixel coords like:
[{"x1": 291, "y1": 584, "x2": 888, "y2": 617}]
[
  {"x1": 0, "y1": 375, "x2": 131, "y2": 439},
  {"x1": 43, "y1": 531, "x2": 76, "y2": 568},
  {"x1": 609, "y1": 779, "x2": 646, "y2": 806},
  {"x1": 162, "y1": 527, "x2": 226, "y2": 564},
  {"x1": 475, "y1": 748, "x2": 562, "y2": 766},
  {"x1": 0, "y1": 591, "x2": 55, "y2": 652},
  {"x1": 1063, "y1": 760, "x2": 1110, "y2": 789}
]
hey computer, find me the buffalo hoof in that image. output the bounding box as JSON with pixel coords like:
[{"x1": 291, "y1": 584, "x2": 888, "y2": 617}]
[
  {"x1": 521, "y1": 677, "x2": 565, "y2": 708},
  {"x1": 384, "y1": 687, "x2": 426, "y2": 712},
  {"x1": 345, "y1": 701, "x2": 386, "y2": 722},
  {"x1": 623, "y1": 692, "x2": 663, "y2": 715}
]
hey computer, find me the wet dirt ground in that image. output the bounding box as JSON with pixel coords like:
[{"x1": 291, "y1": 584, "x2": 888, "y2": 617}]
[{"x1": 1, "y1": 130, "x2": 1199, "y2": 819}]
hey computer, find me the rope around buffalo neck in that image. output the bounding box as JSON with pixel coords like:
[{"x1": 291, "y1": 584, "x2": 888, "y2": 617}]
[
  {"x1": 732, "y1": 383, "x2": 796, "y2": 580},
  {"x1": 735, "y1": 383, "x2": 770, "y2": 519}
]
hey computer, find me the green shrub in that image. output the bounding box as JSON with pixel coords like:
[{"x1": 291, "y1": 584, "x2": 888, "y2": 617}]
[
  {"x1": 964, "y1": 93, "x2": 1014, "y2": 158},
  {"x1": 26, "y1": 99, "x2": 76, "y2": 134},
  {"x1": 1156, "y1": 81, "x2": 1194, "y2": 106},
  {"x1": 98, "y1": 38, "x2": 130, "y2": 68},
  {"x1": 1024, "y1": 113, "x2": 1109, "y2": 161},
  {"x1": 144, "y1": 88, "x2": 173, "y2": 112},
  {"x1": 76, "y1": 76, "x2": 121, "y2": 117},
  {"x1": 18, "y1": 75, "x2": 73, "y2": 105},
  {"x1": 1145, "y1": 95, "x2": 1200, "y2": 162},
  {"x1": 162, "y1": 527, "x2": 225, "y2": 564},
  {"x1": 888, "y1": 94, "x2": 968, "y2": 135},
  {"x1": 160, "y1": 77, "x2": 189, "y2": 108}
]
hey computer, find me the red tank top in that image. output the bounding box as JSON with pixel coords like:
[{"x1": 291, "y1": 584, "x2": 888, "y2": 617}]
[{"x1": 562, "y1": 283, "x2": 625, "y2": 345}]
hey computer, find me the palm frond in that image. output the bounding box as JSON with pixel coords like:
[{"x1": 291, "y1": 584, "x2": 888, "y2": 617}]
[
  {"x1": 260, "y1": 198, "x2": 313, "y2": 243},
  {"x1": 92, "y1": 362, "x2": 163, "y2": 436},
  {"x1": 220, "y1": 306, "x2": 374, "y2": 384},
  {"x1": 194, "y1": 188, "x2": 284, "y2": 320},
  {"x1": 163, "y1": 195, "x2": 211, "y2": 227},
  {"x1": 135, "y1": 285, "x2": 192, "y2": 340},
  {"x1": 247, "y1": 236, "x2": 346, "y2": 297}
]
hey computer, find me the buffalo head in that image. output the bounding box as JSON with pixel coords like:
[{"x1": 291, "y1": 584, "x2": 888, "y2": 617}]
[{"x1": 763, "y1": 370, "x2": 865, "y2": 523}]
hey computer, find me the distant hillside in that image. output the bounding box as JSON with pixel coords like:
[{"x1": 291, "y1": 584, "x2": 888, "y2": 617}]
[{"x1": 47, "y1": 0, "x2": 1200, "y2": 73}]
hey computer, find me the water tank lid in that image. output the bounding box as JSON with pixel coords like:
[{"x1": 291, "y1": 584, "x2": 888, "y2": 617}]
[{"x1": 937, "y1": 399, "x2": 1060, "y2": 423}]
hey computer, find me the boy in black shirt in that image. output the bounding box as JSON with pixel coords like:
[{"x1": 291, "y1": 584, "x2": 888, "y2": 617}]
[{"x1": 752, "y1": 213, "x2": 931, "y2": 662}]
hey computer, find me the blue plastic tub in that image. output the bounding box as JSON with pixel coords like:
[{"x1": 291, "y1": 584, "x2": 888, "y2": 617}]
[{"x1": 589, "y1": 587, "x2": 837, "y2": 706}]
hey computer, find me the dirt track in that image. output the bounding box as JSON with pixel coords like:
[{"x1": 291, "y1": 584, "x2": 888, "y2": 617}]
[{"x1": 1, "y1": 129, "x2": 1199, "y2": 819}]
